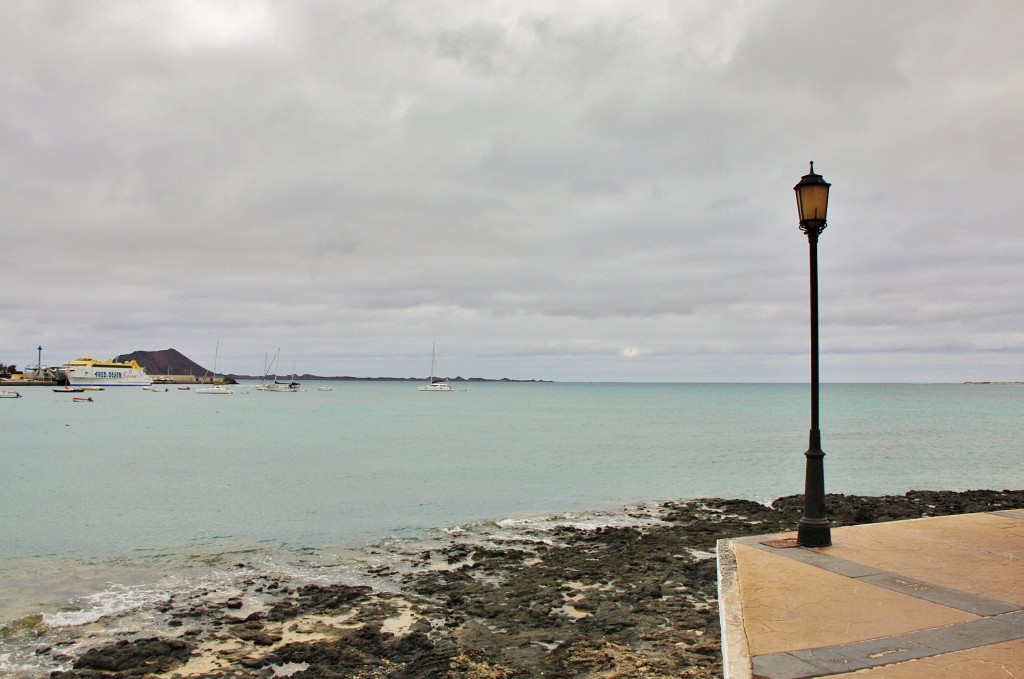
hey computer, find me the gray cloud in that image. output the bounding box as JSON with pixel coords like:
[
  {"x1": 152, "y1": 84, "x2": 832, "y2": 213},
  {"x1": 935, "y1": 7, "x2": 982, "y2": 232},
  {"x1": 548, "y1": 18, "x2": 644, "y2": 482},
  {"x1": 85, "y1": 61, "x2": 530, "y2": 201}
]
[{"x1": 2, "y1": 1, "x2": 1022, "y2": 382}]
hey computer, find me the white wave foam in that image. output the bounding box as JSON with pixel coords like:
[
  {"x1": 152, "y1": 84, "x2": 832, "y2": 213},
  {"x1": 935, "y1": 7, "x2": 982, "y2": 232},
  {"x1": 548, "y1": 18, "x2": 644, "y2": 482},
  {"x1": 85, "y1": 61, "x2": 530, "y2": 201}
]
[
  {"x1": 433, "y1": 507, "x2": 669, "y2": 550},
  {"x1": 0, "y1": 652, "x2": 49, "y2": 678},
  {"x1": 42, "y1": 584, "x2": 171, "y2": 627},
  {"x1": 493, "y1": 507, "x2": 663, "y2": 534}
]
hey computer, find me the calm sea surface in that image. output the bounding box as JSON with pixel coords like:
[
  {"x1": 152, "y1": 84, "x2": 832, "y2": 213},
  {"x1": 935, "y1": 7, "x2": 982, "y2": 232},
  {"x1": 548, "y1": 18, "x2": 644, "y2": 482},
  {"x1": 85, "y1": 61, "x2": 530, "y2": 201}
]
[{"x1": 1, "y1": 381, "x2": 1021, "y2": 669}]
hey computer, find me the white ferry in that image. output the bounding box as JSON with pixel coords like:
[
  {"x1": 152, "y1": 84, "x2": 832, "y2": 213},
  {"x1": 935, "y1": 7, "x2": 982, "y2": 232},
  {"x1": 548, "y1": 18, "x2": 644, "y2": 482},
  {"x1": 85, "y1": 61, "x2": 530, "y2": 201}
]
[{"x1": 59, "y1": 356, "x2": 153, "y2": 387}]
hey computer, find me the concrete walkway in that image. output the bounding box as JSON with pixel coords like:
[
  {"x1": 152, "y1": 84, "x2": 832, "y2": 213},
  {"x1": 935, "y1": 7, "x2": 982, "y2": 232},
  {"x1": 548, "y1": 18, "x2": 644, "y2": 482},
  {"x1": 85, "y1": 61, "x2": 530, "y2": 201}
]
[{"x1": 717, "y1": 509, "x2": 1024, "y2": 678}]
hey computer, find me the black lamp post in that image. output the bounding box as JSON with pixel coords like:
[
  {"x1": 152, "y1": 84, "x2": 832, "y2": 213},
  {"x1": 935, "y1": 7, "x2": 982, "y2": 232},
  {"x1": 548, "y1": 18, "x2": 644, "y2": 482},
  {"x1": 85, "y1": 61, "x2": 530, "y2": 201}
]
[
  {"x1": 794, "y1": 162, "x2": 832, "y2": 548},
  {"x1": 37, "y1": 345, "x2": 42, "y2": 376}
]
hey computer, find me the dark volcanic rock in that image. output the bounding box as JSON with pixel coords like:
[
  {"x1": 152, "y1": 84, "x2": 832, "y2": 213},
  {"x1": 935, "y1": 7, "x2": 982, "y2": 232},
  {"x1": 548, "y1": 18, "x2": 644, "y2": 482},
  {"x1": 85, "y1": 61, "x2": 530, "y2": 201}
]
[
  {"x1": 53, "y1": 637, "x2": 191, "y2": 677},
  {"x1": 50, "y1": 490, "x2": 1023, "y2": 679},
  {"x1": 772, "y1": 489, "x2": 1024, "y2": 526},
  {"x1": 265, "y1": 625, "x2": 456, "y2": 678},
  {"x1": 264, "y1": 583, "x2": 374, "y2": 622}
]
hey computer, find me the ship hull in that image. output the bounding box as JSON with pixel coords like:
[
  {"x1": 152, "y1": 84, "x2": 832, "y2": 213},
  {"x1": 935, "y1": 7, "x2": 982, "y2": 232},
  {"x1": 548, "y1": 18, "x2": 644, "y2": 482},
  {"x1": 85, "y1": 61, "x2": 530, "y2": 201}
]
[{"x1": 61, "y1": 358, "x2": 153, "y2": 387}]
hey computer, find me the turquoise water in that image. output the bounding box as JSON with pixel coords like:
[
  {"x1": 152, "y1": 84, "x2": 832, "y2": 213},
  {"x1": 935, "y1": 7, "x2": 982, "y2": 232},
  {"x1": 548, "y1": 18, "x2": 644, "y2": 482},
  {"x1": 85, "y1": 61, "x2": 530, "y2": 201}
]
[
  {"x1": 2, "y1": 382, "x2": 1021, "y2": 560},
  {"x1": 0, "y1": 381, "x2": 1021, "y2": 626}
]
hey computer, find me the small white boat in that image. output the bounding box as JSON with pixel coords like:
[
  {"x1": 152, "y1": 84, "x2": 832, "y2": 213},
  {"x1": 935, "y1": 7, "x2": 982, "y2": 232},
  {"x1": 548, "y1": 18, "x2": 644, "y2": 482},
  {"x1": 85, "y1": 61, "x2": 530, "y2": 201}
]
[
  {"x1": 196, "y1": 385, "x2": 234, "y2": 394},
  {"x1": 317, "y1": 385, "x2": 333, "y2": 391},
  {"x1": 418, "y1": 344, "x2": 453, "y2": 391},
  {"x1": 142, "y1": 384, "x2": 168, "y2": 392},
  {"x1": 0, "y1": 390, "x2": 21, "y2": 398},
  {"x1": 54, "y1": 386, "x2": 86, "y2": 393},
  {"x1": 196, "y1": 342, "x2": 235, "y2": 395},
  {"x1": 257, "y1": 382, "x2": 300, "y2": 392},
  {"x1": 82, "y1": 386, "x2": 105, "y2": 391}
]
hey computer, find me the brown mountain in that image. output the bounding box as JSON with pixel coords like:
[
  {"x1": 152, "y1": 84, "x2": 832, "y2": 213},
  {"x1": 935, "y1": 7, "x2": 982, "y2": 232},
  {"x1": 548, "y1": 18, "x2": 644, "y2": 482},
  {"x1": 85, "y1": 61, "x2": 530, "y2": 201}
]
[{"x1": 115, "y1": 349, "x2": 210, "y2": 378}]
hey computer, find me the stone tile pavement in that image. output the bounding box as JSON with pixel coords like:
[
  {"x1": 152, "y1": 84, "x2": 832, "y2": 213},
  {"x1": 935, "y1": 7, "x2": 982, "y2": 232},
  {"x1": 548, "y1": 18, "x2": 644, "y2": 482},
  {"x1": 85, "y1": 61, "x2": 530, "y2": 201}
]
[{"x1": 717, "y1": 509, "x2": 1024, "y2": 678}]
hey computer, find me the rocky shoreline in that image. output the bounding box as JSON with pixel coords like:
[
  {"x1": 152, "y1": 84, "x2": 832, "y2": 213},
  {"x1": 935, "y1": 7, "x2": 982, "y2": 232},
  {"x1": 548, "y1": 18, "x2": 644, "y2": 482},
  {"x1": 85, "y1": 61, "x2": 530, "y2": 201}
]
[{"x1": 8, "y1": 489, "x2": 1022, "y2": 678}]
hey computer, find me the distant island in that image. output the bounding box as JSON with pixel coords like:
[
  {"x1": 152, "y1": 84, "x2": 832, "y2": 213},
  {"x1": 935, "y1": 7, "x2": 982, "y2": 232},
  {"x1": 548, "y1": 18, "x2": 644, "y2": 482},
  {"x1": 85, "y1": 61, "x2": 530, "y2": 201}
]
[
  {"x1": 963, "y1": 381, "x2": 1024, "y2": 385},
  {"x1": 118, "y1": 349, "x2": 549, "y2": 384}
]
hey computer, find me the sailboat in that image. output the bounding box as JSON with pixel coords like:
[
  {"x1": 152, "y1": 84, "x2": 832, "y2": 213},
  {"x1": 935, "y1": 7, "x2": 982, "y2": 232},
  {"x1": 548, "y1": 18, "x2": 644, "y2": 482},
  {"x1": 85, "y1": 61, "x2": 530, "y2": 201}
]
[
  {"x1": 256, "y1": 350, "x2": 300, "y2": 392},
  {"x1": 196, "y1": 342, "x2": 235, "y2": 394},
  {"x1": 418, "y1": 344, "x2": 453, "y2": 391}
]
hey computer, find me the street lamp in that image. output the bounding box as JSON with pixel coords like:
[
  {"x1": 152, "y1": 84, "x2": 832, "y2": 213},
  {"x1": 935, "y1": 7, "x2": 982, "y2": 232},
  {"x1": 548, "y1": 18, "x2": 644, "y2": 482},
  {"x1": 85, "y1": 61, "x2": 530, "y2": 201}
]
[{"x1": 794, "y1": 161, "x2": 831, "y2": 548}]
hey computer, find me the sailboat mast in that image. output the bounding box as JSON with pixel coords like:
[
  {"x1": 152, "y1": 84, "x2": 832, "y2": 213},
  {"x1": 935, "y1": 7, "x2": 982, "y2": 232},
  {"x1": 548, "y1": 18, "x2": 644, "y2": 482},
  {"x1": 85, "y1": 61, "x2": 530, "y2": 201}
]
[{"x1": 212, "y1": 341, "x2": 219, "y2": 384}]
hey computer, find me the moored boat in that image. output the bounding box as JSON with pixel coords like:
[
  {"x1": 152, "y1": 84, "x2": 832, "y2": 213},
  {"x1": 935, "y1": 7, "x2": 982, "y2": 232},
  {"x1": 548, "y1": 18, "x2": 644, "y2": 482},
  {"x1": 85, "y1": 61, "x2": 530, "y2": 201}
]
[
  {"x1": 59, "y1": 356, "x2": 153, "y2": 387},
  {"x1": 257, "y1": 381, "x2": 300, "y2": 392},
  {"x1": 0, "y1": 390, "x2": 21, "y2": 398},
  {"x1": 54, "y1": 386, "x2": 86, "y2": 393},
  {"x1": 256, "y1": 350, "x2": 300, "y2": 392},
  {"x1": 418, "y1": 344, "x2": 453, "y2": 391},
  {"x1": 196, "y1": 384, "x2": 234, "y2": 395},
  {"x1": 196, "y1": 342, "x2": 235, "y2": 395}
]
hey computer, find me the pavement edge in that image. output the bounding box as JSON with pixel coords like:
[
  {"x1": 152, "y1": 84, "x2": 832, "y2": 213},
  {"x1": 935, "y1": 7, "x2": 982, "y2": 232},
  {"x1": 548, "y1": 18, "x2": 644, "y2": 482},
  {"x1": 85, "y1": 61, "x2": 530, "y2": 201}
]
[{"x1": 717, "y1": 538, "x2": 751, "y2": 679}]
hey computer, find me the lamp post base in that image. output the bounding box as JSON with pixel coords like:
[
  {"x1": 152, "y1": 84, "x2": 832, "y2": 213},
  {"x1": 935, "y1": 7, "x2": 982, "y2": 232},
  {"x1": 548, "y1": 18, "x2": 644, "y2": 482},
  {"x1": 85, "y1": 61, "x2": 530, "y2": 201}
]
[
  {"x1": 797, "y1": 517, "x2": 831, "y2": 547},
  {"x1": 798, "y1": 430, "x2": 831, "y2": 547}
]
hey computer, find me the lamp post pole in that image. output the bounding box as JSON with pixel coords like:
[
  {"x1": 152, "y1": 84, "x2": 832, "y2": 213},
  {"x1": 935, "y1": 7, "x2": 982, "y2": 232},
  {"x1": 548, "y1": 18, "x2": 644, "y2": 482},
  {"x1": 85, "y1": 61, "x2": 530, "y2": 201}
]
[
  {"x1": 37, "y1": 345, "x2": 42, "y2": 377},
  {"x1": 794, "y1": 162, "x2": 832, "y2": 548}
]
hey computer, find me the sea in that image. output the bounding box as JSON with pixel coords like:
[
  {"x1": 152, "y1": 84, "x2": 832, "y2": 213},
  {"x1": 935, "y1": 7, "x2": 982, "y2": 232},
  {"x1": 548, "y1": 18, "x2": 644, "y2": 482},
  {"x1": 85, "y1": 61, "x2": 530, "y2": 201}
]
[{"x1": 1, "y1": 381, "x2": 1021, "y2": 674}]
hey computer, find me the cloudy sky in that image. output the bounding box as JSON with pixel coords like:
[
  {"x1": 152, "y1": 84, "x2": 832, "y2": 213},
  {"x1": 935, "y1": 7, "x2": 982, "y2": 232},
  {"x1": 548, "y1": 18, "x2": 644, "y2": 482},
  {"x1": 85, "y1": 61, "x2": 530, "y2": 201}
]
[{"x1": 2, "y1": 1, "x2": 1022, "y2": 382}]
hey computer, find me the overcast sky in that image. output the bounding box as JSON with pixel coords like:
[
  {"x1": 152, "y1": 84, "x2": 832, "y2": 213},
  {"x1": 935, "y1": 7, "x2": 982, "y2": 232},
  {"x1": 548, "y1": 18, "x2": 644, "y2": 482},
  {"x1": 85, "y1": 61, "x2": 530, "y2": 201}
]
[{"x1": 2, "y1": 1, "x2": 1022, "y2": 382}]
